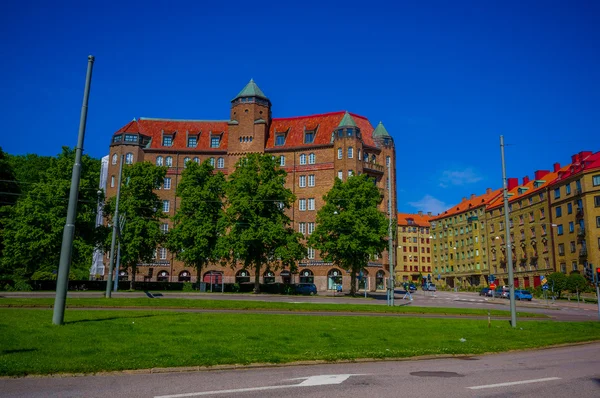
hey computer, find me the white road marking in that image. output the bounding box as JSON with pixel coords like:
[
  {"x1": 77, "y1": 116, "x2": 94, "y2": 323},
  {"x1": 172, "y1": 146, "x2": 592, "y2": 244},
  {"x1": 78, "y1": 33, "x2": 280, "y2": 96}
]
[
  {"x1": 154, "y1": 374, "x2": 365, "y2": 398},
  {"x1": 467, "y1": 377, "x2": 561, "y2": 390}
]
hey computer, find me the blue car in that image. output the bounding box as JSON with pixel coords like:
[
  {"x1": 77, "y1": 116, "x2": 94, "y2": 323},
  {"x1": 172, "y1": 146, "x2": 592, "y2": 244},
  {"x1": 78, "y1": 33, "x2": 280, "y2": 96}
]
[
  {"x1": 295, "y1": 283, "x2": 317, "y2": 295},
  {"x1": 514, "y1": 289, "x2": 533, "y2": 301}
]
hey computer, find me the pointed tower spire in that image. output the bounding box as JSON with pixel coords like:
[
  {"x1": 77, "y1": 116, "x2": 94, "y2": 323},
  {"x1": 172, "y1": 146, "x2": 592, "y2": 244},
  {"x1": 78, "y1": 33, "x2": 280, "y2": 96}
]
[
  {"x1": 338, "y1": 111, "x2": 358, "y2": 128},
  {"x1": 373, "y1": 121, "x2": 390, "y2": 137},
  {"x1": 232, "y1": 79, "x2": 269, "y2": 101}
]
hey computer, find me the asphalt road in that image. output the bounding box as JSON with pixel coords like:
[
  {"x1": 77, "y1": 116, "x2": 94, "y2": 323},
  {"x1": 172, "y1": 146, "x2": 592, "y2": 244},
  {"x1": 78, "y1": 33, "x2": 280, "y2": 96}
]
[{"x1": 2, "y1": 342, "x2": 598, "y2": 398}]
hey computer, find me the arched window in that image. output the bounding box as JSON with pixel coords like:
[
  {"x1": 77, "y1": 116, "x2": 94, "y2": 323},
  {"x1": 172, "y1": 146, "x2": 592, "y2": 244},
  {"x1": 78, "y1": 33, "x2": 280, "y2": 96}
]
[
  {"x1": 337, "y1": 148, "x2": 343, "y2": 159},
  {"x1": 156, "y1": 156, "x2": 164, "y2": 166},
  {"x1": 358, "y1": 269, "x2": 369, "y2": 291},
  {"x1": 280, "y1": 156, "x2": 285, "y2": 166},
  {"x1": 371, "y1": 154, "x2": 376, "y2": 163},
  {"x1": 178, "y1": 270, "x2": 191, "y2": 282},
  {"x1": 111, "y1": 154, "x2": 118, "y2": 165},
  {"x1": 299, "y1": 153, "x2": 307, "y2": 165},
  {"x1": 236, "y1": 270, "x2": 250, "y2": 284},
  {"x1": 165, "y1": 156, "x2": 173, "y2": 167},
  {"x1": 263, "y1": 271, "x2": 275, "y2": 284},
  {"x1": 217, "y1": 157, "x2": 225, "y2": 169},
  {"x1": 183, "y1": 157, "x2": 190, "y2": 167},
  {"x1": 157, "y1": 271, "x2": 169, "y2": 282},
  {"x1": 193, "y1": 157, "x2": 199, "y2": 163},
  {"x1": 209, "y1": 157, "x2": 215, "y2": 166},
  {"x1": 328, "y1": 269, "x2": 342, "y2": 290},
  {"x1": 119, "y1": 270, "x2": 128, "y2": 278},
  {"x1": 299, "y1": 269, "x2": 314, "y2": 284},
  {"x1": 308, "y1": 153, "x2": 316, "y2": 164},
  {"x1": 376, "y1": 270, "x2": 385, "y2": 290},
  {"x1": 363, "y1": 152, "x2": 369, "y2": 162},
  {"x1": 125, "y1": 153, "x2": 134, "y2": 164},
  {"x1": 348, "y1": 146, "x2": 353, "y2": 158}
]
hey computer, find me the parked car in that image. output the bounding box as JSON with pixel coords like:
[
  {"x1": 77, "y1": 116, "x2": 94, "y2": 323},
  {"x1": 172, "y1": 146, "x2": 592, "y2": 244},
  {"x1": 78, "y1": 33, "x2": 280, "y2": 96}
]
[
  {"x1": 479, "y1": 287, "x2": 493, "y2": 297},
  {"x1": 424, "y1": 284, "x2": 437, "y2": 291},
  {"x1": 514, "y1": 289, "x2": 533, "y2": 301},
  {"x1": 294, "y1": 283, "x2": 317, "y2": 295},
  {"x1": 494, "y1": 286, "x2": 509, "y2": 298}
]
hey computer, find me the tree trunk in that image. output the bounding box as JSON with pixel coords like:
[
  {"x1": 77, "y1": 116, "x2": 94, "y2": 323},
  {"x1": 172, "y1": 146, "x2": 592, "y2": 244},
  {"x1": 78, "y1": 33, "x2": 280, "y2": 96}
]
[
  {"x1": 350, "y1": 268, "x2": 357, "y2": 296},
  {"x1": 254, "y1": 262, "x2": 261, "y2": 294},
  {"x1": 130, "y1": 265, "x2": 136, "y2": 291},
  {"x1": 196, "y1": 261, "x2": 202, "y2": 290}
]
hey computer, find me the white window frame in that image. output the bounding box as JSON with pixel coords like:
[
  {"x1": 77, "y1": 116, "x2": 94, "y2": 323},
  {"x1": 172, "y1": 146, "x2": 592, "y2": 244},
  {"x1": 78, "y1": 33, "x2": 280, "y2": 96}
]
[
  {"x1": 337, "y1": 171, "x2": 343, "y2": 180},
  {"x1": 308, "y1": 174, "x2": 315, "y2": 187},
  {"x1": 111, "y1": 154, "x2": 117, "y2": 165},
  {"x1": 299, "y1": 175, "x2": 306, "y2": 188},
  {"x1": 210, "y1": 136, "x2": 220, "y2": 148},
  {"x1": 300, "y1": 153, "x2": 307, "y2": 165},
  {"x1": 348, "y1": 170, "x2": 353, "y2": 177},
  {"x1": 337, "y1": 148, "x2": 342, "y2": 159},
  {"x1": 163, "y1": 200, "x2": 170, "y2": 213},
  {"x1": 164, "y1": 177, "x2": 171, "y2": 190},
  {"x1": 183, "y1": 157, "x2": 190, "y2": 167},
  {"x1": 308, "y1": 153, "x2": 315, "y2": 164},
  {"x1": 308, "y1": 198, "x2": 315, "y2": 210},
  {"x1": 210, "y1": 157, "x2": 215, "y2": 166},
  {"x1": 280, "y1": 156, "x2": 285, "y2": 166},
  {"x1": 307, "y1": 247, "x2": 315, "y2": 259},
  {"x1": 299, "y1": 222, "x2": 306, "y2": 234},
  {"x1": 217, "y1": 157, "x2": 225, "y2": 169},
  {"x1": 348, "y1": 146, "x2": 353, "y2": 158},
  {"x1": 125, "y1": 153, "x2": 134, "y2": 164},
  {"x1": 161, "y1": 223, "x2": 169, "y2": 234},
  {"x1": 156, "y1": 156, "x2": 163, "y2": 166},
  {"x1": 308, "y1": 222, "x2": 315, "y2": 235},
  {"x1": 110, "y1": 176, "x2": 115, "y2": 188},
  {"x1": 165, "y1": 156, "x2": 173, "y2": 167},
  {"x1": 299, "y1": 199, "x2": 306, "y2": 211},
  {"x1": 159, "y1": 247, "x2": 167, "y2": 260}
]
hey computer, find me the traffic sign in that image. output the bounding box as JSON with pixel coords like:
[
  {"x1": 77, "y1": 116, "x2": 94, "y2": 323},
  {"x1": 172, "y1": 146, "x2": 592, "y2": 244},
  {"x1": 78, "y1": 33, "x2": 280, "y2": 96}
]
[
  {"x1": 489, "y1": 283, "x2": 496, "y2": 290},
  {"x1": 540, "y1": 275, "x2": 548, "y2": 285},
  {"x1": 542, "y1": 284, "x2": 549, "y2": 290},
  {"x1": 488, "y1": 274, "x2": 495, "y2": 283}
]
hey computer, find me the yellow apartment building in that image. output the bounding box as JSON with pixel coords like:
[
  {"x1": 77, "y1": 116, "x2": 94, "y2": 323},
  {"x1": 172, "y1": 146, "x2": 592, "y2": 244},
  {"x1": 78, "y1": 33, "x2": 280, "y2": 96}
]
[{"x1": 396, "y1": 212, "x2": 434, "y2": 283}]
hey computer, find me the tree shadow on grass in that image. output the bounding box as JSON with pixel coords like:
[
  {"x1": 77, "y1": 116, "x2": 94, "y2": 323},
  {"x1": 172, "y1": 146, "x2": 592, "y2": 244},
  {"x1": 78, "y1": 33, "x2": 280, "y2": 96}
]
[
  {"x1": 1, "y1": 348, "x2": 38, "y2": 355},
  {"x1": 64, "y1": 314, "x2": 164, "y2": 325}
]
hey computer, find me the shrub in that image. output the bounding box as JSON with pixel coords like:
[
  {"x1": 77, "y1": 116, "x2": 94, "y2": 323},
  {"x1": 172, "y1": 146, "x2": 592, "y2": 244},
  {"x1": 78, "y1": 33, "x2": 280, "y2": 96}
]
[{"x1": 182, "y1": 282, "x2": 195, "y2": 292}]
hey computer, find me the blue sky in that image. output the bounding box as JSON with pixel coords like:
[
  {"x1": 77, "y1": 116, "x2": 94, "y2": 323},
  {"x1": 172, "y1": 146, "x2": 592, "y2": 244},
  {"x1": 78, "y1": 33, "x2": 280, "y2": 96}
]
[{"x1": 1, "y1": 0, "x2": 598, "y2": 214}]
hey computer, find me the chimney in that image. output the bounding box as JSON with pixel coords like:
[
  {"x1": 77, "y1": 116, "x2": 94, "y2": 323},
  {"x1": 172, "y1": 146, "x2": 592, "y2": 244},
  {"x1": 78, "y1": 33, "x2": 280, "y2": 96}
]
[
  {"x1": 579, "y1": 151, "x2": 592, "y2": 160},
  {"x1": 534, "y1": 170, "x2": 550, "y2": 180},
  {"x1": 507, "y1": 178, "x2": 519, "y2": 190},
  {"x1": 470, "y1": 193, "x2": 476, "y2": 199},
  {"x1": 427, "y1": 212, "x2": 432, "y2": 216},
  {"x1": 522, "y1": 176, "x2": 530, "y2": 185},
  {"x1": 462, "y1": 197, "x2": 467, "y2": 202},
  {"x1": 486, "y1": 188, "x2": 492, "y2": 194},
  {"x1": 553, "y1": 163, "x2": 560, "y2": 172},
  {"x1": 418, "y1": 211, "x2": 423, "y2": 216},
  {"x1": 571, "y1": 154, "x2": 580, "y2": 164}
]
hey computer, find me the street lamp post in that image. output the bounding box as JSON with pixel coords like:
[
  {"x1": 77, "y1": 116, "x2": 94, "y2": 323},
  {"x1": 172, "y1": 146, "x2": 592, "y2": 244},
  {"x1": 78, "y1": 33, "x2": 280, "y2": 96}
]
[{"x1": 500, "y1": 135, "x2": 517, "y2": 328}]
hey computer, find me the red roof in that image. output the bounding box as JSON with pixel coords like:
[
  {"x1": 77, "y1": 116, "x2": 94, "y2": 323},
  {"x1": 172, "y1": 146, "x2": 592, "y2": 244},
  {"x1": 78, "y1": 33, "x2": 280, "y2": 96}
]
[
  {"x1": 112, "y1": 111, "x2": 378, "y2": 150},
  {"x1": 267, "y1": 111, "x2": 376, "y2": 148},
  {"x1": 431, "y1": 189, "x2": 502, "y2": 221},
  {"x1": 397, "y1": 213, "x2": 434, "y2": 227},
  {"x1": 115, "y1": 118, "x2": 229, "y2": 151}
]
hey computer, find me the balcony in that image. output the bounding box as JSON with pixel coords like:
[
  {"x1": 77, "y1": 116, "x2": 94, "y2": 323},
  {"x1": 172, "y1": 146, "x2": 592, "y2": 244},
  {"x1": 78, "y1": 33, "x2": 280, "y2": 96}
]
[
  {"x1": 577, "y1": 228, "x2": 586, "y2": 238},
  {"x1": 579, "y1": 247, "x2": 588, "y2": 257},
  {"x1": 575, "y1": 187, "x2": 582, "y2": 195},
  {"x1": 576, "y1": 208, "x2": 583, "y2": 219},
  {"x1": 363, "y1": 161, "x2": 384, "y2": 173}
]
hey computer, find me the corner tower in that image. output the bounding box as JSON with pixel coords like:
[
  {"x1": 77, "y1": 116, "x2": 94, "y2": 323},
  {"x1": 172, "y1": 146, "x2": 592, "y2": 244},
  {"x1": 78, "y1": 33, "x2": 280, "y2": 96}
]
[{"x1": 227, "y1": 79, "x2": 271, "y2": 156}]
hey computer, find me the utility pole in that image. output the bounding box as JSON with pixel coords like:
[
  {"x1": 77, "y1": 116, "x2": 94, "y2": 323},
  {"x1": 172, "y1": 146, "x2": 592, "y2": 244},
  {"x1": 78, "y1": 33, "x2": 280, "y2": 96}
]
[
  {"x1": 500, "y1": 135, "x2": 517, "y2": 328},
  {"x1": 52, "y1": 55, "x2": 95, "y2": 325},
  {"x1": 106, "y1": 154, "x2": 124, "y2": 298},
  {"x1": 387, "y1": 161, "x2": 395, "y2": 306}
]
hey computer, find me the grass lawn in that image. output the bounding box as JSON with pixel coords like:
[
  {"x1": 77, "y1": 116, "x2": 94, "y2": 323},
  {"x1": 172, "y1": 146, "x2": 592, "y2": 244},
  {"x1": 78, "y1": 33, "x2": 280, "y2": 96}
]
[
  {"x1": 1, "y1": 309, "x2": 598, "y2": 377},
  {"x1": 0, "y1": 297, "x2": 546, "y2": 318}
]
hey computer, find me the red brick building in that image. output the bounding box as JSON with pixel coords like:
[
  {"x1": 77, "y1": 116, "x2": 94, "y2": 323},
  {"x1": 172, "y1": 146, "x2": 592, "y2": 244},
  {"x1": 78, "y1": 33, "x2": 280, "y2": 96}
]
[{"x1": 106, "y1": 80, "x2": 397, "y2": 292}]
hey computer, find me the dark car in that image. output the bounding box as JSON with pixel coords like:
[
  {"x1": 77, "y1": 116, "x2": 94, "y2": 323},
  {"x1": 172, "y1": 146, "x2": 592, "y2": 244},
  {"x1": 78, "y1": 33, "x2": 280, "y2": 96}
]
[
  {"x1": 295, "y1": 283, "x2": 317, "y2": 295},
  {"x1": 408, "y1": 283, "x2": 417, "y2": 293},
  {"x1": 494, "y1": 286, "x2": 509, "y2": 298},
  {"x1": 479, "y1": 287, "x2": 493, "y2": 297}
]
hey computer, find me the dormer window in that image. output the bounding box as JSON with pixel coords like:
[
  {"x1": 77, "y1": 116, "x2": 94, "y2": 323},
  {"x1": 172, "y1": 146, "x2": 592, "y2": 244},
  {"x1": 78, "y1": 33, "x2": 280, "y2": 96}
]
[
  {"x1": 124, "y1": 134, "x2": 138, "y2": 143},
  {"x1": 210, "y1": 135, "x2": 221, "y2": 148},
  {"x1": 162, "y1": 135, "x2": 173, "y2": 147},
  {"x1": 305, "y1": 131, "x2": 315, "y2": 144},
  {"x1": 187, "y1": 135, "x2": 198, "y2": 148},
  {"x1": 275, "y1": 134, "x2": 285, "y2": 146}
]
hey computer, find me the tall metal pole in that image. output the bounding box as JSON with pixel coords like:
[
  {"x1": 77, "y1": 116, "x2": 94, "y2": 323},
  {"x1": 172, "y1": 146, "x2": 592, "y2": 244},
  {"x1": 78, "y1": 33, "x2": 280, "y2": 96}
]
[
  {"x1": 113, "y1": 240, "x2": 121, "y2": 292},
  {"x1": 106, "y1": 155, "x2": 124, "y2": 298},
  {"x1": 387, "y1": 161, "x2": 395, "y2": 306},
  {"x1": 52, "y1": 55, "x2": 95, "y2": 325},
  {"x1": 500, "y1": 135, "x2": 517, "y2": 328}
]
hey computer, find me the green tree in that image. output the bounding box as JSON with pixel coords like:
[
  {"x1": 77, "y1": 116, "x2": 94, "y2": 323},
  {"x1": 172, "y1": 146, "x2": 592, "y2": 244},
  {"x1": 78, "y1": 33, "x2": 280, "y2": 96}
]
[
  {"x1": 0, "y1": 147, "x2": 21, "y2": 260},
  {"x1": 566, "y1": 273, "x2": 589, "y2": 294},
  {"x1": 308, "y1": 174, "x2": 388, "y2": 295},
  {"x1": 547, "y1": 272, "x2": 568, "y2": 298},
  {"x1": 220, "y1": 154, "x2": 305, "y2": 293},
  {"x1": 7, "y1": 153, "x2": 52, "y2": 195},
  {"x1": 105, "y1": 162, "x2": 166, "y2": 290},
  {"x1": 167, "y1": 160, "x2": 225, "y2": 285},
  {"x1": 1, "y1": 147, "x2": 101, "y2": 281}
]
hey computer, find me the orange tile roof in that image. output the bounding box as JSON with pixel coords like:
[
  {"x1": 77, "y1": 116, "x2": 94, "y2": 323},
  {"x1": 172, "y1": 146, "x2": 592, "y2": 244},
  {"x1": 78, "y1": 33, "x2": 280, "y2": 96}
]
[
  {"x1": 431, "y1": 189, "x2": 503, "y2": 221},
  {"x1": 397, "y1": 213, "x2": 434, "y2": 227},
  {"x1": 266, "y1": 111, "x2": 376, "y2": 148},
  {"x1": 113, "y1": 111, "x2": 380, "y2": 151}
]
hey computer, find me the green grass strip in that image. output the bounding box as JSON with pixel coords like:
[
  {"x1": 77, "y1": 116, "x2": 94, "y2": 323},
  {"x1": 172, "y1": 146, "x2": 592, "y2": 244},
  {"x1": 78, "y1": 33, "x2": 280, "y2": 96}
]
[
  {"x1": 0, "y1": 297, "x2": 546, "y2": 318},
  {"x1": 1, "y1": 309, "x2": 598, "y2": 377}
]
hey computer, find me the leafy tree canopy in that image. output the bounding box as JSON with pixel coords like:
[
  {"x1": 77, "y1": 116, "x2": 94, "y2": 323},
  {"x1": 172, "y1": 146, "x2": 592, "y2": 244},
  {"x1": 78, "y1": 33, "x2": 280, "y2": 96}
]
[
  {"x1": 308, "y1": 174, "x2": 388, "y2": 295},
  {"x1": 167, "y1": 159, "x2": 225, "y2": 282},
  {"x1": 1, "y1": 147, "x2": 101, "y2": 281},
  {"x1": 547, "y1": 272, "x2": 568, "y2": 298},
  {"x1": 104, "y1": 161, "x2": 166, "y2": 289},
  {"x1": 219, "y1": 154, "x2": 305, "y2": 293},
  {"x1": 566, "y1": 272, "x2": 589, "y2": 293}
]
